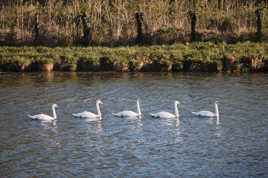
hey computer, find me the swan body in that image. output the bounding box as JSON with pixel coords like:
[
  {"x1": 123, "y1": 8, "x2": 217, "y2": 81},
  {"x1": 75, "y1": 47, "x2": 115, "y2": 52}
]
[
  {"x1": 28, "y1": 104, "x2": 58, "y2": 122},
  {"x1": 150, "y1": 111, "x2": 176, "y2": 119},
  {"x1": 150, "y1": 101, "x2": 180, "y2": 119},
  {"x1": 112, "y1": 99, "x2": 141, "y2": 118},
  {"x1": 191, "y1": 111, "x2": 216, "y2": 117},
  {"x1": 192, "y1": 101, "x2": 219, "y2": 118},
  {"x1": 72, "y1": 111, "x2": 99, "y2": 118},
  {"x1": 72, "y1": 99, "x2": 103, "y2": 119}
]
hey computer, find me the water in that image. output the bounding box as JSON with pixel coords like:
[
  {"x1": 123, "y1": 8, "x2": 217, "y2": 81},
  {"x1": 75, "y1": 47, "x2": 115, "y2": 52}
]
[{"x1": 0, "y1": 72, "x2": 267, "y2": 177}]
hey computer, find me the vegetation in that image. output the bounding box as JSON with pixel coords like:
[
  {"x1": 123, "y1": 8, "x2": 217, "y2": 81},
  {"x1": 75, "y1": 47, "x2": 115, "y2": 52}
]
[
  {"x1": 0, "y1": 42, "x2": 267, "y2": 72},
  {"x1": 0, "y1": 1, "x2": 267, "y2": 72},
  {"x1": 0, "y1": 0, "x2": 267, "y2": 46}
]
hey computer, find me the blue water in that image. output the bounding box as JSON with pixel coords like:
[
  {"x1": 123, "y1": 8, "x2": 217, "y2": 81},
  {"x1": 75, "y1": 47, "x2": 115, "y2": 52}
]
[{"x1": 0, "y1": 72, "x2": 267, "y2": 177}]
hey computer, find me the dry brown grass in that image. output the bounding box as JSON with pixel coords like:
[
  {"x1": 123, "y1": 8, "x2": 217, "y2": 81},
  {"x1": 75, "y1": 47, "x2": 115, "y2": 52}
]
[{"x1": 0, "y1": 0, "x2": 267, "y2": 46}]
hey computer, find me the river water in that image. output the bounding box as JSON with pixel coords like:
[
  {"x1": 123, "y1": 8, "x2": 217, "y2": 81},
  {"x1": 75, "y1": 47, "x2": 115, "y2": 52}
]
[{"x1": 0, "y1": 72, "x2": 267, "y2": 177}]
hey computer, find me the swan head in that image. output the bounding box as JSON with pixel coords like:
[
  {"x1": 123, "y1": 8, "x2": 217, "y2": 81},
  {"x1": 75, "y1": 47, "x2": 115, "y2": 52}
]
[
  {"x1": 97, "y1": 99, "x2": 103, "y2": 105},
  {"x1": 215, "y1": 101, "x2": 219, "y2": 104},
  {"x1": 137, "y1": 98, "x2": 141, "y2": 102},
  {"x1": 52, "y1": 104, "x2": 59, "y2": 108},
  {"x1": 175, "y1": 100, "x2": 180, "y2": 105}
]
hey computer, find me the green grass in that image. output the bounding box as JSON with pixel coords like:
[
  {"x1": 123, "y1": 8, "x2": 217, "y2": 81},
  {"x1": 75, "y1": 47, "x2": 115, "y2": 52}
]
[{"x1": 0, "y1": 42, "x2": 268, "y2": 72}]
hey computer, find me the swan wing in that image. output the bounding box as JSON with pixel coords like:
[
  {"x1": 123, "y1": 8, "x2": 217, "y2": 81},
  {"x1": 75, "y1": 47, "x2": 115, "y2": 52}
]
[
  {"x1": 112, "y1": 110, "x2": 138, "y2": 118},
  {"x1": 192, "y1": 111, "x2": 215, "y2": 117},
  {"x1": 28, "y1": 114, "x2": 54, "y2": 122},
  {"x1": 84, "y1": 117, "x2": 101, "y2": 122},
  {"x1": 72, "y1": 111, "x2": 98, "y2": 118},
  {"x1": 151, "y1": 112, "x2": 176, "y2": 119}
]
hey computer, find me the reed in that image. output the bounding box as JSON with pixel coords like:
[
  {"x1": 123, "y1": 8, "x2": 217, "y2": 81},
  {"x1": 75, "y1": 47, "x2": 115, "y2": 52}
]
[{"x1": 0, "y1": 0, "x2": 267, "y2": 46}]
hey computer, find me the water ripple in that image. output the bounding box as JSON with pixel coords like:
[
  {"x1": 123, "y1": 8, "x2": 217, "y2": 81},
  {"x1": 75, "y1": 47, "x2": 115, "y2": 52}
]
[{"x1": 0, "y1": 72, "x2": 268, "y2": 177}]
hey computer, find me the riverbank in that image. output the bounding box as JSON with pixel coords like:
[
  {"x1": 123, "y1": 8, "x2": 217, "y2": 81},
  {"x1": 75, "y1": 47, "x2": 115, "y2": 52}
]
[{"x1": 0, "y1": 42, "x2": 268, "y2": 73}]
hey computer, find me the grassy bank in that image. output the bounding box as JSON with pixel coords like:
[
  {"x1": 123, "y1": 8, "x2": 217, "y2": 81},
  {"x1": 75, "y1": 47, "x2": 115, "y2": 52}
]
[{"x1": 0, "y1": 42, "x2": 268, "y2": 73}]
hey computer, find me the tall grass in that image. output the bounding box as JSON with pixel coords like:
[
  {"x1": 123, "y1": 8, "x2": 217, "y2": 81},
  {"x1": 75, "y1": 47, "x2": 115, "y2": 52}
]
[{"x1": 0, "y1": 0, "x2": 267, "y2": 46}]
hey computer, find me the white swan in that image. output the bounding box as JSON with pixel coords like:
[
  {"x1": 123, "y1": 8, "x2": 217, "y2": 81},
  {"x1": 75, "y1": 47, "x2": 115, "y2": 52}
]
[
  {"x1": 150, "y1": 100, "x2": 180, "y2": 119},
  {"x1": 192, "y1": 101, "x2": 219, "y2": 118},
  {"x1": 28, "y1": 104, "x2": 58, "y2": 122},
  {"x1": 112, "y1": 99, "x2": 141, "y2": 118},
  {"x1": 72, "y1": 99, "x2": 103, "y2": 119}
]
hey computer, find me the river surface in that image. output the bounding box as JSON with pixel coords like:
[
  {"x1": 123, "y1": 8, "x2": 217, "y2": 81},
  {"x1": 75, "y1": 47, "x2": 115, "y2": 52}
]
[{"x1": 0, "y1": 72, "x2": 267, "y2": 177}]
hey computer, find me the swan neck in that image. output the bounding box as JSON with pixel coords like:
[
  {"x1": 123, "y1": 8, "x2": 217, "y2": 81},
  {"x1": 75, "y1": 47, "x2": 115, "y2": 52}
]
[
  {"x1": 215, "y1": 103, "x2": 220, "y2": 124},
  {"x1": 174, "y1": 102, "x2": 179, "y2": 118},
  {"x1": 215, "y1": 103, "x2": 219, "y2": 117},
  {"x1": 137, "y1": 100, "x2": 141, "y2": 115},
  {"x1": 96, "y1": 102, "x2": 101, "y2": 117},
  {"x1": 52, "y1": 105, "x2": 57, "y2": 119}
]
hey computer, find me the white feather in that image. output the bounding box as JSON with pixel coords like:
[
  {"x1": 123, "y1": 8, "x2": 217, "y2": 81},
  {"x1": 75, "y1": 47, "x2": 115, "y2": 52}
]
[
  {"x1": 28, "y1": 104, "x2": 58, "y2": 122},
  {"x1": 151, "y1": 101, "x2": 180, "y2": 119},
  {"x1": 112, "y1": 99, "x2": 141, "y2": 118},
  {"x1": 72, "y1": 99, "x2": 103, "y2": 119}
]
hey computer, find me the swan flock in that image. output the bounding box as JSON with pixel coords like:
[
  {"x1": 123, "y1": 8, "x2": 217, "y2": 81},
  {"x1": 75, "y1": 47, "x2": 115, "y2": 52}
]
[{"x1": 28, "y1": 99, "x2": 220, "y2": 124}]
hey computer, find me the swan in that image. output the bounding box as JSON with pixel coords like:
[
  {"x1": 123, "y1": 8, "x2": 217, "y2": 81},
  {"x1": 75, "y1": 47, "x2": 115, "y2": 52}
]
[
  {"x1": 72, "y1": 99, "x2": 103, "y2": 119},
  {"x1": 192, "y1": 101, "x2": 219, "y2": 118},
  {"x1": 150, "y1": 100, "x2": 180, "y2": 119},
  {"x1": 112, "y1": 98, "x2": 141, "y2": 118},
  {"x1": 28, "y1": 104, "x2": 58, "y2": 122}
]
